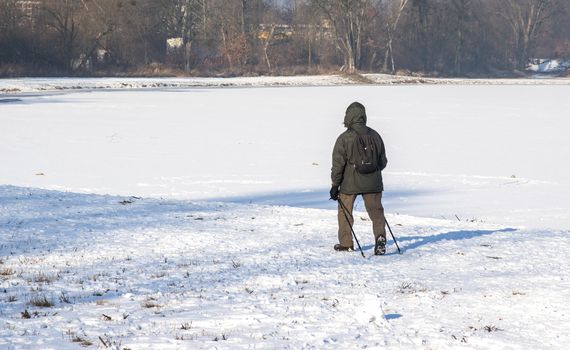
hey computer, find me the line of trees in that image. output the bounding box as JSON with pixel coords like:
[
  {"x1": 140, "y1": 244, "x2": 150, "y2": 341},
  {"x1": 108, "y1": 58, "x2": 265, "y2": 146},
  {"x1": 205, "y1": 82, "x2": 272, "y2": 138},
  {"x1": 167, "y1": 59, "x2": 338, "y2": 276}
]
[{"x1": 0, "y1": 0, "x2": 568, "y2": 77}]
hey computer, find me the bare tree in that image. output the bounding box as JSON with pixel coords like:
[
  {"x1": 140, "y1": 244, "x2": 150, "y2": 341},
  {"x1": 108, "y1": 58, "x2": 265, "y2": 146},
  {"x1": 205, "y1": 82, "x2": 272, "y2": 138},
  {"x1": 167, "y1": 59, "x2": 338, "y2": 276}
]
[
  {"x1": 293, "y1": 1, "x2": 321, "y2": 70},
  {"x1": 451, "y1": 0, "x2": 472, "y2": 75},
  {"x1": 260, "y1": 24, "x2": 276, "y2": 70},
  {"x1": 72, "y1": 0, "x2": 117, "y2": 70},
  {"x1": 42, "y1": 0, "x2": 83, "y2": 71},
  {"x1": 0, "y1": 0, "x2": 23, "y2": 29},
  {"x1": 313, "y1": 0, "x2": 374, "y2": 73},
  {"x1": 158, "y1": 0, "x2": 207, "y2": 71},
  {"x1": 207, "y1": 0, "x2": 248, "y2": 69},
  {"x1": 127, "y1": 0, "x2": 164, "y2": 66},
  {"x1": 410, "y1": 0, "x2": 430, "y2": 71},
  {"x1": 0, "y1": 1, "x2": 26, "y2": 68},
  {"x1": 382, "y1": 0, "x2": 410, "y2": 72},
  {"x1": 497, "y1": 0, "x2": 556, "y2": 70}
]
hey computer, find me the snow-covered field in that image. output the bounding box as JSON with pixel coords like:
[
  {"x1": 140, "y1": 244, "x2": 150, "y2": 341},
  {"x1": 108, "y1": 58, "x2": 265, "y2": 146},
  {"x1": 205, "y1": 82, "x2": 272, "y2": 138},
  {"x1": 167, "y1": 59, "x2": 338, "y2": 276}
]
[{"x1": 1, "y1": 78, "x2": 570, "y2": 349}]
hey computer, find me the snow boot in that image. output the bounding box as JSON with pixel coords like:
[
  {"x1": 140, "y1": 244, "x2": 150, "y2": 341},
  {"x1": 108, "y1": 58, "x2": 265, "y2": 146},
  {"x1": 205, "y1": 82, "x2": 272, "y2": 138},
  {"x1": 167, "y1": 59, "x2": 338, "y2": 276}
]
[
  {"x1": 374, "y1": 238, "x2": 386, "y2": 256},
  {"x1": 334, "y1": 244, "x2": 354, "y2": 252}
]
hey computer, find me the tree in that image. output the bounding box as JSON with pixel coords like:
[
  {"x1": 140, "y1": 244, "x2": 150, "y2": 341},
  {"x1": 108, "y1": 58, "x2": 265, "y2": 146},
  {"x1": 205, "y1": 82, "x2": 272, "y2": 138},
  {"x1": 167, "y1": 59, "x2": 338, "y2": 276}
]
[
  {"x1": 157, "y1": 0, "x2": 207, "y2": 71},
  {"x1": 112, "y1": 0, "x2": 165, "y2": 67},
  {"x1": 410, "y1": 0, "x2": 430, "y2": 71},
  {"x1": 451, "y1": 0, "x2": 472, "y2": 75},
  {"x1": 496, "y1": 0, "x2": 557, "y2": 70},
  {"x1": 292, "y1": 0, "x2": 322, "y2": 70},
  {"x1": 72, "y1": 0, "x2": 117, "y2": 70},
  {"x1": 0, "y1": 0, "x2": 25, "y2": 64},
  {"x1": 42, "y1": 0, "x2": 84, "y2": 71},
  {"x1": 382, "y1": 0, "x2": 410, "y2": 72},
  {"x1": 312, "y1": 0, "x2": 375, "y2": 73},
  {"x1": 201, "y1": 0, "x2": 248, "y2": 69}
]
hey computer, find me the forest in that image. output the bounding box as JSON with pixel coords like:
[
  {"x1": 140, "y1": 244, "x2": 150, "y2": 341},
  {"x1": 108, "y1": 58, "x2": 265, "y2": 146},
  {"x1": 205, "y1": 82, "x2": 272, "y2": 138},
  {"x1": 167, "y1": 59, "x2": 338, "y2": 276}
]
[{"x1": 1, "y1": 0, "x2": 569, "y2": 77}]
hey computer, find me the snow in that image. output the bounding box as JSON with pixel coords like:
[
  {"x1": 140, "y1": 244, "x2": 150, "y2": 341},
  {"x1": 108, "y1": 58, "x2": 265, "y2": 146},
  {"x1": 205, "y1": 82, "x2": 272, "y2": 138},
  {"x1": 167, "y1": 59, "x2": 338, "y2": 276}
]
[
  {"x1": 527, "y1": 59, "x2": 570, "y2": 73},
  {"x1": 1, "y1": 77, "x2": 570, "y2": 349},
  {"x1": 2, "y1": 74, "x2": 570, "y2": 94},
  {"x1": 0, "y1": 76, "x2": 352, "y2": 94}
]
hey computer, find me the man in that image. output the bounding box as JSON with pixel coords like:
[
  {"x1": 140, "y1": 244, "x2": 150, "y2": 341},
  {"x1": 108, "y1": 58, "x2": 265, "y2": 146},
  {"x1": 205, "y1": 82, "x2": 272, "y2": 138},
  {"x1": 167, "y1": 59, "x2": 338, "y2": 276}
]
[{"x1": 330, "y1": 102, "x2": 388, "y2": 255}]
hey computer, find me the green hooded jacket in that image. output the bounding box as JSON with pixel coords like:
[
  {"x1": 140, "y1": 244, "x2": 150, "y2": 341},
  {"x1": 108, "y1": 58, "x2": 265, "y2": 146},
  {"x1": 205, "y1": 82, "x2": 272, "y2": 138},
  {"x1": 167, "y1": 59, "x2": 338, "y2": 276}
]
[{"x1": 331, "y1": 102, "x2": 388, "y2": 194}]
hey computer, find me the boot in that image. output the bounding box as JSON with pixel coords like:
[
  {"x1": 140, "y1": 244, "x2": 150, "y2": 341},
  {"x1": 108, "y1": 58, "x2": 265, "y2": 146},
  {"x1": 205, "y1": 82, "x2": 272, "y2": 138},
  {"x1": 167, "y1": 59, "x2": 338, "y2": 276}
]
[
  {"x1": 334, "y1": 244, "x2": 354, "y2": 252},
  {"x1": 374, "y1": 238, "x2": 386, "y2": 256}
]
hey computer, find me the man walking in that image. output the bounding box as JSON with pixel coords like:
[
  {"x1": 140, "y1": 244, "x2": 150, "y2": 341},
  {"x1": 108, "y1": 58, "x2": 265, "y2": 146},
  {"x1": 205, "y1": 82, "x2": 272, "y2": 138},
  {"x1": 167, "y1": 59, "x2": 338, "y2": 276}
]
[{"x1": 330, "y1": 102, "x2": 388, "y2": 255}]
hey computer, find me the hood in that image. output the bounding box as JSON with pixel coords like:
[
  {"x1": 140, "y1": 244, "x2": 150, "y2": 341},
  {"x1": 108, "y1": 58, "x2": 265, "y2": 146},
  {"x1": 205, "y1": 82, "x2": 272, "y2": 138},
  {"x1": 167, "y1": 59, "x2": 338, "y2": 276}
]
[{"x1": 343, "y1": 102, "x2": 367, "y2": 129}]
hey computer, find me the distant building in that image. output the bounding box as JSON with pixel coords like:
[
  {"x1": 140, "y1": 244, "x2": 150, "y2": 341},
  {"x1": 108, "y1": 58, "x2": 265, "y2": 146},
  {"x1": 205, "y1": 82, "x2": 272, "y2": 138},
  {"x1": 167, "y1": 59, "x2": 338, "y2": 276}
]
[
  {"x1": 257, "y1": 21, "x2": 333, "y2": 43},
  {"x1": 16, "y1": 0, "x2": 41, "y2": 27},
  {"x1": 258, "y1": 24, "x2": 294, "y2": 42},
  {"x1": 167, "y1": 38, "x2": 184, "y2": 54},
  {"x1": 17, "y1": 1, "x2": 41, "y2": 19}
]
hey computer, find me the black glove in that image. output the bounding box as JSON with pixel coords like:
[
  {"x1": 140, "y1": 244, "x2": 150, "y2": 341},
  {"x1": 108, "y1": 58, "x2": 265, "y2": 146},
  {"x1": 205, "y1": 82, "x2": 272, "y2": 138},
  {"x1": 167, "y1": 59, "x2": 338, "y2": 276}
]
[{"x1": 330, "y1": 185, "x2": 340, "y2": 201}]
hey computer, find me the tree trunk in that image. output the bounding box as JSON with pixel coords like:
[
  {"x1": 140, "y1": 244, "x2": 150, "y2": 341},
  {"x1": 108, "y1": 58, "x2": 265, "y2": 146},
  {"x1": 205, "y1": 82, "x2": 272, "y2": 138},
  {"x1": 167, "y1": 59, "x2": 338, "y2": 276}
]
[
  {"x1": 184, "y1": 41, "x2": 192, "y2": 71},
  {"x1": 220, "y1": 18, "x2": 233, "y2": 68},
  {"x1": 263, "y1": 25, "x2": 275, "y2": 71},
  {"x1": 308, "y1": 35, "x2": 312, "y2": 69},
  {"x1": 241, "y1": 0, "x2": 246, "y2": 37},
  {"x1": 383, "y1": 0, "x2": 409, "y2": 73}
]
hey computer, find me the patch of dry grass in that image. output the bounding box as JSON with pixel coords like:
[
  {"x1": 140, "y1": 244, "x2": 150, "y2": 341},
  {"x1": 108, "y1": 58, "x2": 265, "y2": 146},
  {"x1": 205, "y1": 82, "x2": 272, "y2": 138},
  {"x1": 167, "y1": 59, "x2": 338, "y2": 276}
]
[
  {"x1": 30, "y1": 295, "x2": 54, "y2": 307},
  {"x1": 0, "y1": 268, "x2": 14, "y2": 276},
  {"x1": 67, "y1": 330, "x2": 93, "y2": 347},
  {"x1": 26, "y1": 272, "x2": 59, "y2": 284}
]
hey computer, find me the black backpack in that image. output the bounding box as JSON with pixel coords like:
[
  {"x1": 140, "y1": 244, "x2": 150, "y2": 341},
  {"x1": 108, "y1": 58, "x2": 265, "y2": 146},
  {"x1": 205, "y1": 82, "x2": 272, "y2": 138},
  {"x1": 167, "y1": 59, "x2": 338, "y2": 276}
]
[{"x1": 352, "y1": 129, "x2": 379, "y2": 174}]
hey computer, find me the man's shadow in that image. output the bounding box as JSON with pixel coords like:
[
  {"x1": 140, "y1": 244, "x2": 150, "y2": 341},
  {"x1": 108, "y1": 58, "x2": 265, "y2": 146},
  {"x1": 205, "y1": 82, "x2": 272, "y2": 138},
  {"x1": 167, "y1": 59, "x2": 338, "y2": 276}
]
[{"x1": 362, "y1": 228, "x2": 517, "y2": 255}]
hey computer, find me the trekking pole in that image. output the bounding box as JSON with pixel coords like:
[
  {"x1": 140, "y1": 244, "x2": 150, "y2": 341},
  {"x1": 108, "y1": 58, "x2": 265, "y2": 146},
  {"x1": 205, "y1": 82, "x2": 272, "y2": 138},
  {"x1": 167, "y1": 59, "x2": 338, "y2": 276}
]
[
  {"x1": 385, "y1": 218, "x2": 402, "y2": 254},
  {"x1": 337, "y1": 198, "x2": 366, "y2": 258}
]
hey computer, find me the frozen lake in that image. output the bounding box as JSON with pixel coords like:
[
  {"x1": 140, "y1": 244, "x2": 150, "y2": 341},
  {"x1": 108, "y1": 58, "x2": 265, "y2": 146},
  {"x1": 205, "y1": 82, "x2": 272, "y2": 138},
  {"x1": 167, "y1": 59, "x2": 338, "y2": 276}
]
[{"x1": 2, "y1": 83, "x2": 570, "y2": 229}]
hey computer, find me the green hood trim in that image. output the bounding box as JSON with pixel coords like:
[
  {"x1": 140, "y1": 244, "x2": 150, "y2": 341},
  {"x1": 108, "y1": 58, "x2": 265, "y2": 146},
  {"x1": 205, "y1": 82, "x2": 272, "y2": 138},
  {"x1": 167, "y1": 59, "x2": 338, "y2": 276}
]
[{"x1": 344, "y1": 102, "x2": 367, "y2": 128}]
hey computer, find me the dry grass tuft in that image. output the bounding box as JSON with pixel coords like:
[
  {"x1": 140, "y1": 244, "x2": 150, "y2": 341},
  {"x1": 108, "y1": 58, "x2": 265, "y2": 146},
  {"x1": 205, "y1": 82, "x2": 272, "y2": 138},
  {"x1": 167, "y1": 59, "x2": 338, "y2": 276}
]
[
  {"x1": 72, "y1": 335, "x2": 93, "y2": 347},
  {"x1": 142, "y1": 301, "x2": 161, "y2": 308},
  {"x1": 0, "y1": 268, "x2": 14, "y2": 276},
  {"x1": 484, "y1": 325, "x2": 502, "y2": 332},
  {"x1": 397, "y1": 281, "x2": 428, "y2": 294},
  {"x1": 30, "y1": 272, "x2": 59, "y2": 284},
  {"x1": 30, "y1": 295, "x2": 55, "y2": 307},
  {"x1": 67, "y1": 330, "x2": 93, "y2": 347}
]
